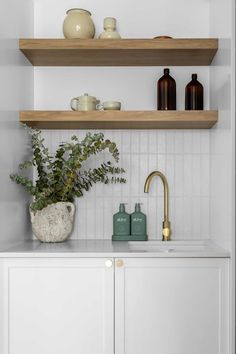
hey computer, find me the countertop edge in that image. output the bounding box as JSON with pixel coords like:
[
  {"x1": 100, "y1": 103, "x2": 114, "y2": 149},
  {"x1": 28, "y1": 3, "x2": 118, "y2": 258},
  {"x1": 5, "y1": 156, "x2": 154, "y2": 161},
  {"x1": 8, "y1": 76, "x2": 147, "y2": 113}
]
[
  {"x1": 0, "y1": 252, "x2": 231, "y2": 258},
  {"x1": 0, "y1": 240, "x2": 231, "y2": 258}
]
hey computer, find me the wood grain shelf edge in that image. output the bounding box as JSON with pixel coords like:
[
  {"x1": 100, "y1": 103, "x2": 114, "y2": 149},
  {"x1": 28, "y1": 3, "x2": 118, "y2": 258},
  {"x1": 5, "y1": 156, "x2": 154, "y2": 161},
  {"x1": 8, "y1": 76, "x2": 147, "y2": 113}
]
[
  {"x1": 19, "y1": 38, "x2": 218, "y2": 66},
  {"x1": 20, "y1": 110, "x2": 218, "y2": 130}
]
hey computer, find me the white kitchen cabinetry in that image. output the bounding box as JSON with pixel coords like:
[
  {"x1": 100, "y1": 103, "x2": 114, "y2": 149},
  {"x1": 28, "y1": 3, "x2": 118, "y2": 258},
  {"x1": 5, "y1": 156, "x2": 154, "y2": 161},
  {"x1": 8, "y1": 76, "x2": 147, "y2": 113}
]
[
  {"x1": 0, "y1": 257, "x2": 229, "y2": 354},
  {"x1": 0, "y1": 258, "x2": 114, "y2": 354},
  {"x1": 115, "y1": 258, "x2": 229, "y2": 354}
]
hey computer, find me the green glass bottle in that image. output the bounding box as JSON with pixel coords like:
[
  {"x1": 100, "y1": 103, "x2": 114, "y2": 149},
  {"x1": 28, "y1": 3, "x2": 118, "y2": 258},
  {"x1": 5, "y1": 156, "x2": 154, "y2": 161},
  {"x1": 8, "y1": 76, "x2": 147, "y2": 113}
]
[
  {"x1": 113, "y1": 203, "x2": 130, "y2": 237},
  {"x1": 131, "y1": 203, "x2": 147, "y2": 237}
]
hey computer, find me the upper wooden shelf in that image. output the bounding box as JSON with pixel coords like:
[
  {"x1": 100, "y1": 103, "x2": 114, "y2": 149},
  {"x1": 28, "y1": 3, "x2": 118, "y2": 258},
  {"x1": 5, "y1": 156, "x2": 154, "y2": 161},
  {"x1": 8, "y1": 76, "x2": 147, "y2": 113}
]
[
  {"x1": 20, "y1": 110, "x2": 218, "y2": 130},
  {"x1": 19, "y1": 38, "x2": 218, "y2": 66}
]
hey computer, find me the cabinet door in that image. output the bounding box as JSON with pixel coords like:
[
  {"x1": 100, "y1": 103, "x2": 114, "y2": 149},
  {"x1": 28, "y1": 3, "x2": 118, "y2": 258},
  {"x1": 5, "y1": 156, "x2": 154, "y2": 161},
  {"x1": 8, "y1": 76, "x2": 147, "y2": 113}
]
[
  {"x1": 0, "y1": 258, "x2": 114, "y2": 354},
  {"x1": 115, "y1": 258, "x2": 229, "y2": 354}
]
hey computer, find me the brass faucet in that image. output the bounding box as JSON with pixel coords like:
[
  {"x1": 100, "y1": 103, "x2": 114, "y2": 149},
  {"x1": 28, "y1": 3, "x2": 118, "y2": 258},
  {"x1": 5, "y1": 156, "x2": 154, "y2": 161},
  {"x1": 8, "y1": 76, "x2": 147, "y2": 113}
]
[{"x1": 144, "y1": 171, "x2": 171, "y2": 241}]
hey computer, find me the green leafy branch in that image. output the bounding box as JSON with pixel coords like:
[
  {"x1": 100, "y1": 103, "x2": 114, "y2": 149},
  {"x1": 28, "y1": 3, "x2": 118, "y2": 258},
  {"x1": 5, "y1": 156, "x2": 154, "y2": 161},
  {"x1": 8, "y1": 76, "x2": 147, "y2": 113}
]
[{"x1": 10, "y1": 125, "x2": 126, "y2": 211}]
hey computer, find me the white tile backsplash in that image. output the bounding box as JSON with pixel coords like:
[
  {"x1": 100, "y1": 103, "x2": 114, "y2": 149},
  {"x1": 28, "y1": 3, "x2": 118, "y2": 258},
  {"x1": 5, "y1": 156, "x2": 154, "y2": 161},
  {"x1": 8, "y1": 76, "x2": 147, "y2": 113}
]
[{"x1": 36, "y1": 129, "x2": 210, "y2": 240}]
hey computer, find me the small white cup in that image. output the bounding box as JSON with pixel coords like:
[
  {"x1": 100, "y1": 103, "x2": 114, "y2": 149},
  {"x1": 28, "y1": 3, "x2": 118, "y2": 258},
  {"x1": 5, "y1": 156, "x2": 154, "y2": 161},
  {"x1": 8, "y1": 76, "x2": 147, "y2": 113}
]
[{"x1": 97, "y1": 101, "x2": 121, "y2": 111}]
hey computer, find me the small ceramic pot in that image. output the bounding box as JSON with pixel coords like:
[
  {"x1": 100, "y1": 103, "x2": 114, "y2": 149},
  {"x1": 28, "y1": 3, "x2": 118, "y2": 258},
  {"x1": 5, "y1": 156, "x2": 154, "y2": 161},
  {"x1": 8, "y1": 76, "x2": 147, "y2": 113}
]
[
  {"x1": 99, "y1": 17, "x2": 121, "y2": 39},
  {"x1": 97, "y1": 101, "x2": 121, "y2": 110},
  {"x1": 63, "y1": 8, "x2": 95, "y2": 39},
  {"x1": 30, "y1": 202, "x2": 75, "y2": 243},
  {"x1": 71, "y1": 93, "x2": 100, "y2": 111}
]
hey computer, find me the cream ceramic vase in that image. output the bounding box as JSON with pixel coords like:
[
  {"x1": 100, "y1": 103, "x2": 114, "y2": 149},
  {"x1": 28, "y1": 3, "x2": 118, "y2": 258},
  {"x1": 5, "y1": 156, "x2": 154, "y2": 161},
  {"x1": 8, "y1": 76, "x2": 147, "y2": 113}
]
[
  {"x1": 99, "y1": 17, "x2": 121, "y2": 39},
  {"x1": 30, "y1": 202, "x2": 75, "y2": 243},
  {"x1": 63, "y1": 8, "x2": 95, "y2": 39}
]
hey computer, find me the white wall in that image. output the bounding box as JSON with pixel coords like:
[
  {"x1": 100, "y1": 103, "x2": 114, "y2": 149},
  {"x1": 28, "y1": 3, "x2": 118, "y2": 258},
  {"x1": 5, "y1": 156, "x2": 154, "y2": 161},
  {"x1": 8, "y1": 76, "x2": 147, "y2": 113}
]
[
  {"x1": 33, "y1": 0, "x2": 212, "y2": 240},
  {"x1": 209, "y1": 0, "x2": 235, "y2": 250},
  {"x1": 34, "y1": 0, "x2": 210, "y2": 39},
  {"x1": 209, "y1": 1, "x2": 235, "y2": 353},
  {"x1": 0, "y1": 0, "x2": 34, "y2": 248},
  {"x1": 0, "y1": 0, "x2": 233, "y2": 243}
]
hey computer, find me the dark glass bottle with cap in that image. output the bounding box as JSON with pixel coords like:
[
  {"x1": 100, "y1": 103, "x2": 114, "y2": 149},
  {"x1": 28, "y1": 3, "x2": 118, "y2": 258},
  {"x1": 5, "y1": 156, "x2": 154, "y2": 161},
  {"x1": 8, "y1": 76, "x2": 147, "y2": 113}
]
[
  {"x1": 157, "y1": 68, "x2": 176, "y2": 110},
  {"x1": 185, "y1": 74, "x2": 204, "y2": 110}
]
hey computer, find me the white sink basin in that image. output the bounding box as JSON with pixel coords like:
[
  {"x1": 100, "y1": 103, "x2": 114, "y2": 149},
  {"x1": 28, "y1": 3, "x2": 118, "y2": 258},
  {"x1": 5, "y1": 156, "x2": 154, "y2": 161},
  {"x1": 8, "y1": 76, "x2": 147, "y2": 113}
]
[{"x1": 128, "y1": 240, "x2": 207, "y2": 253}]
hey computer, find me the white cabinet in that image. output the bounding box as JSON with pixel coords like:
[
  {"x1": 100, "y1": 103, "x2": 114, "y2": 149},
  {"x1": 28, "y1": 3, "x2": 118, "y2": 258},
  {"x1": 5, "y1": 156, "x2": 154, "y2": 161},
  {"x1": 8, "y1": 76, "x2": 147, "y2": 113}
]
[
  {"x1": 115, "y1": 258, "x2": 229, "y2": 354},
  {"x1": 0, "y1": 258, "x2": 114, "y2": 354},
  {"x1": 0, "y1": 257, "x2": 229, "y2": 354}
]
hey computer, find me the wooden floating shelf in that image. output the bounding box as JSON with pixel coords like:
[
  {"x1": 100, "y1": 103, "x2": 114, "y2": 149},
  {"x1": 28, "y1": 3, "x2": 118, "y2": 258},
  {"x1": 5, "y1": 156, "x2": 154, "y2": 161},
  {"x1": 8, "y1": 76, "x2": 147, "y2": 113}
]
[
  {"x1": 20, "y1": 111, "x2": 218, "y2": 130},
  {"x1": 19, "y1": 38, "x2": 218, "y2": 66}
]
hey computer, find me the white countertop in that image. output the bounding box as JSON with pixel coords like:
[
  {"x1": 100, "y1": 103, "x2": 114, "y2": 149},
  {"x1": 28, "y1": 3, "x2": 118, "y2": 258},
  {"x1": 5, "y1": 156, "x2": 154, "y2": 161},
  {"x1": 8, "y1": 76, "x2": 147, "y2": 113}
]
[{"x1": 0, "y1": 239, "x2": 230, "y2": 258}]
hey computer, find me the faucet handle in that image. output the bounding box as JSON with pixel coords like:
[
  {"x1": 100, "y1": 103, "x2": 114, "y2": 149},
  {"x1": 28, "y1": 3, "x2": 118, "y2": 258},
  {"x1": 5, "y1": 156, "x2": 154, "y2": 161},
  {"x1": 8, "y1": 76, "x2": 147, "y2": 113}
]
[{"x1": 162, "y1": 220, "x2": 171, "y2": 241}]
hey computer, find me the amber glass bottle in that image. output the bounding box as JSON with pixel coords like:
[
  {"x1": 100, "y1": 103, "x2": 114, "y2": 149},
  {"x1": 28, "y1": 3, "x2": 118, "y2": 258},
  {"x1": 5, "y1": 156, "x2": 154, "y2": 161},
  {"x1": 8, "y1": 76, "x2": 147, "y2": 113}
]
[
  {"x1": 185, "y1": 74, "x2": 204, "y2": 110},
  {"x1": 157, "y1": 68, "x2": 176, "y2": 110}
]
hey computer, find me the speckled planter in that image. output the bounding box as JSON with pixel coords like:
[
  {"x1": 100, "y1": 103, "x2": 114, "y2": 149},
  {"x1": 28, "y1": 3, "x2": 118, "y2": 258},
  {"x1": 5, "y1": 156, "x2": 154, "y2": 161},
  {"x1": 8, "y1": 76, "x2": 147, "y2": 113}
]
[{"x1": 30, "y1": 202, "x2": 75, "y2": 243}]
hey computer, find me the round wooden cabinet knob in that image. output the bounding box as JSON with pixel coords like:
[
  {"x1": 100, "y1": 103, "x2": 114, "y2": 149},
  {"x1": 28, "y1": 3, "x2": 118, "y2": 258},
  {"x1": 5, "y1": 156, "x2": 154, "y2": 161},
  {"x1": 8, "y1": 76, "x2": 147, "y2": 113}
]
[
  {"x1": 105, "y1": 259, "x2": 113, "y2": 268},
  {"x1": 116, "y1": 259, "x2": 124, "y2": 268}
]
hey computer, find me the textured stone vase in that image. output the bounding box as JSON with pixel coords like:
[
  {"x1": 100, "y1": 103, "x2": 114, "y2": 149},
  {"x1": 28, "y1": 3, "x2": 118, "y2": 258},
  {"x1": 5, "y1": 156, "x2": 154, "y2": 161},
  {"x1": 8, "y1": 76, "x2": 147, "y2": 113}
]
[{"x1": 30, "y1": 202, "x2": 75, "y2": 243}]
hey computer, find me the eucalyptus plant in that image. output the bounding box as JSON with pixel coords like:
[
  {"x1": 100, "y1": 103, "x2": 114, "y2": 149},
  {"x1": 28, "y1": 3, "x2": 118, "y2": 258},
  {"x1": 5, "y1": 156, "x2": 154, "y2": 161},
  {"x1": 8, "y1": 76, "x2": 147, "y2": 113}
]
[{"x1": 10, "y1": 125, "x2": 126, "y2": 212}]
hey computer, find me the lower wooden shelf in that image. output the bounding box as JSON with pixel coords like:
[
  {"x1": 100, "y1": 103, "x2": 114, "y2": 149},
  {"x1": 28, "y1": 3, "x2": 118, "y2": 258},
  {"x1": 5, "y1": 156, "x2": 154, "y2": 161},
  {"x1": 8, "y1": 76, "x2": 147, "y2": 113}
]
[{"x1": 20, "y1": 110, "x2": 218, "y2": 129}]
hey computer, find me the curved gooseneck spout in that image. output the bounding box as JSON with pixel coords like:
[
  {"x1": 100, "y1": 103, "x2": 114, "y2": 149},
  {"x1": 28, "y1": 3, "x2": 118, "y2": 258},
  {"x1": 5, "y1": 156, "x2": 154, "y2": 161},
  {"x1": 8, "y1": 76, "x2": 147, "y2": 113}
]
[{"x1": 144, "y1": 171, "x2": 171, "y2": 241}]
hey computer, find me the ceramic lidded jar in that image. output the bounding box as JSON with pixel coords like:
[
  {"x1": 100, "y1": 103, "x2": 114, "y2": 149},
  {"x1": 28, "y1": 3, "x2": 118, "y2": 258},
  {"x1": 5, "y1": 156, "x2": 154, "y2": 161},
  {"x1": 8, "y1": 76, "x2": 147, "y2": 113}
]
[
  {"x1": 71, "y1": 93, "x2": 100, "y2": 111},
  {"x1": 63, "y1": 8, "x2": 95, "y2": 39}
]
